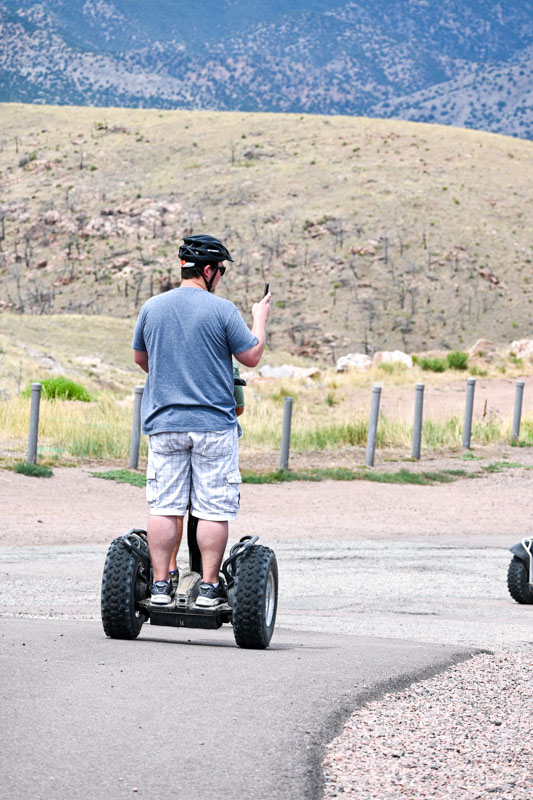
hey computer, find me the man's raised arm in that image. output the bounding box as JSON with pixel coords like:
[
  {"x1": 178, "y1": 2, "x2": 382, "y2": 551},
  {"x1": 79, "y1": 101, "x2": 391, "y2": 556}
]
[{"x1": 234, "y1": 292, "x2": 272, "y2": 368}]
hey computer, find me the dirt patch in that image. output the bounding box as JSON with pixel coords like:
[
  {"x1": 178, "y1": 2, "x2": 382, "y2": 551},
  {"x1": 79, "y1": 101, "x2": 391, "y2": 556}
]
[{"x1": 1, "y1": 442, "x2": 532, "y2": 549}]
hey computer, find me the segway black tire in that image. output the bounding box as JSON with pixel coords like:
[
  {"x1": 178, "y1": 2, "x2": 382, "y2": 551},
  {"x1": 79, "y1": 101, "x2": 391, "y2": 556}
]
[
  {"x1": 507, "y1": 556, "x2": 533, "y2": 605},
  {"x1": 232, "y1": 545, "x2": 278, "y2": 649},
  {"x1": 101, "y1": 536, "x2": 150, "y2": 639}
]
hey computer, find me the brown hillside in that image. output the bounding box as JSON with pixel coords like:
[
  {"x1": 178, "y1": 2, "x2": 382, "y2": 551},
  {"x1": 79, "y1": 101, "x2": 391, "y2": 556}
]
[{"x1": 1, "y1": 103, "x2": 532, "y2": 361}]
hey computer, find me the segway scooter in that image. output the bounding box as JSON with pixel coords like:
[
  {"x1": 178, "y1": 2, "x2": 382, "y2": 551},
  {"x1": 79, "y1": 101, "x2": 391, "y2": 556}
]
[
  {"x1": 101, "y1": 516, "x2": 278, "y2": 648},
  {"x1": 101, "y1": 360, "x2": 278, "y2": 648},
  {"x1": 507, "y1": 537, "x2": 533, "y2": 604}
]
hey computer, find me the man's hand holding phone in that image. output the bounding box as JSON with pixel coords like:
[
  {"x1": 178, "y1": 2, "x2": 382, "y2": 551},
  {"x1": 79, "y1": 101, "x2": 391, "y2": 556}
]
[{"x1": 252, "y1": 283, "x2": 272, "y2": 326}]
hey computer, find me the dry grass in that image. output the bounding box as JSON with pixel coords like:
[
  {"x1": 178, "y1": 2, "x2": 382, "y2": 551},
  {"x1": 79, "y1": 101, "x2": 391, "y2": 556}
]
[
  {"x1": 0, "y1": 393, "x2": 147, "y2": 462},
  {"x1": 1, "y1": 313, "x2": 531, "y2": 401},
  {"x1": 0, "y1": 313, "x2": 139, "y2": 396},
  {"x1": 1, "y1": 325, "x2": 532, "y2": 464},
  {"x1": 2, "y1": 389, "x2": 531, "y2": 465},
  {"x1": 2, "y1": 311, "x2": 533, "y2": 465}
]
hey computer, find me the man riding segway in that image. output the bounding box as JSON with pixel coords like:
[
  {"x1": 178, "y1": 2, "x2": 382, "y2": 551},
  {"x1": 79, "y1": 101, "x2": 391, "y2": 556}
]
[{"x1": 131, "y1": 234, "x2": 272, "y2": 608}]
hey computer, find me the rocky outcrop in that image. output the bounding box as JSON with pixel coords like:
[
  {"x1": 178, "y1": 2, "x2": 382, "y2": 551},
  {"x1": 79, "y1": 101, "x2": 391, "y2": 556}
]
[
  {"x1": 510, "y1": 339, "x2": 533, "y2": 359},
  {"x1": 259, "y1": 365, "x2": 321, "y2": 380},
  {"x1": 469, "y1": 339, "x2": 496, "y2": 357},
  {"x1": 336, "y1": 354, "x2": 372, "y2": 372},
  {"x1": 372, "y1": 351, "x2": 413, "y2": 369}
]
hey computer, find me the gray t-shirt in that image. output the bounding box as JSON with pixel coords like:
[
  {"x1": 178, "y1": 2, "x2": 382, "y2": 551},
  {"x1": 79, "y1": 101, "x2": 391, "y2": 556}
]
[{"x1": 132, "y1": 287, "x2": 257, "y2": 435}]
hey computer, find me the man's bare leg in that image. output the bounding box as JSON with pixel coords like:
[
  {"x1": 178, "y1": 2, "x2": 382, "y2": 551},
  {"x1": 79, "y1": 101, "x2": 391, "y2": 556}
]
[
  {"x1": 148, "y1": 515, "x2": 183, "y2": 582},
  {"x1": 168, "y1": 517, "x2": 184, "y2": 573},
  {"x1": 197, "y1": 519, "x2": 228, "y2": 584}
]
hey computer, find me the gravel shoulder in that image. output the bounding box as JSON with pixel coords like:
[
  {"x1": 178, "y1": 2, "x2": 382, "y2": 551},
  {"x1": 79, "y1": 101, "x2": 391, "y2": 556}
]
[{"x1": 323, "y1": 651, "x2": 532, "y2": 800}]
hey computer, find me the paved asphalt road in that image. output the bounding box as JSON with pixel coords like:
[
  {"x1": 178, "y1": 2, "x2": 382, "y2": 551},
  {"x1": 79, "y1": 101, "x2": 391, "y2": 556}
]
[
  {"x1": 1, "y1": 538, "x2": 529, "y2": 649},
  {"x1": 2, "y1": 527, "x2": 530, "y2": 799},
  {"x1": 1, "y1": 617, "x2": 468, "y2": 800}
]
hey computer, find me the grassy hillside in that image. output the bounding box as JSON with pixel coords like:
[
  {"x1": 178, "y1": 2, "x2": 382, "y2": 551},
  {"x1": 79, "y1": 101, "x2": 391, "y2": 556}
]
[
  {"x1": 0, "y1": 314, "x2": 137, "y2": 397},
  {"x1": 1, "y1": 103, "x2": 532, "y2": 362}
]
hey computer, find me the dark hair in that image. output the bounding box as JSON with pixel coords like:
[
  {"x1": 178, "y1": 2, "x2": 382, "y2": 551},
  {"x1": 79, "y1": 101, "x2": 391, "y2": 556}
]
[{"x1": 181, "y1": 265, "x2": 204, "y2": 280}]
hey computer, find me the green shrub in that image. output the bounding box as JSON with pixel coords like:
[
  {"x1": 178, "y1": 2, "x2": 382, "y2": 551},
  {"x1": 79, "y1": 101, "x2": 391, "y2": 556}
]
[
  {"x1": 22, "y1": 377, "x2": 93, "y2": 402},
  {"x1": 377, "y1": 363, "x2": 395, "y2": 374},
  {"x1": 270, "y1": 386, "x2": 296, "y2": 403},
  {"x1": 14, "y1": 462, "x2": 53, "y2": 477},
  {"x1": 469, "y1": 365, "x2": 488, "y2": 377},
  {"x1": 419, "y1": 357, "x2": 447, "y2": 373},
  {"x1": 446, "y1": 351, "x2": 468, "y2": 370},
  {"x1": 377, "y1": 362, "x2": 407, "y2": 375},
  {"x1": 92, "y1": 469, "x2": 146, "y2": 488}
]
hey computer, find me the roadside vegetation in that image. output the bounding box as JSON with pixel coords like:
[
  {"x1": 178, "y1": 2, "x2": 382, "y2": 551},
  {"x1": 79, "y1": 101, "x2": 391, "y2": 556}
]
[
  {"x1": 13, "y1": 461, "x2": 53, "y2": 477},
  {"x1": 91, "y1": 463, "x2": 530, "y2": 488},
  {"x1": 21, "y1": 376, "x2": 93, "y2": 402}
]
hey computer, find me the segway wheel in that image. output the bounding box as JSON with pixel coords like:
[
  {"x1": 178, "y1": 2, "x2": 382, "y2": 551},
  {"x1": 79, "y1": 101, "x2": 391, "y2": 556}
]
[
  {"x1": 232, "y1": 545, "x2": 278, "y2": 649},
  {"x1": 101, "y1": 536, "x2": 150, "y2": 639},
  {"x1": 507, "y1": 556, "x2": 533, "y2": 605}
]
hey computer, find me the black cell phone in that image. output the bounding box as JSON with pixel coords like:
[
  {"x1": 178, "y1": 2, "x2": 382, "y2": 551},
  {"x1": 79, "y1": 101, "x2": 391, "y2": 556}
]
[{"x1": 263, "y1": 282, "x2": 270, "y2": 297}]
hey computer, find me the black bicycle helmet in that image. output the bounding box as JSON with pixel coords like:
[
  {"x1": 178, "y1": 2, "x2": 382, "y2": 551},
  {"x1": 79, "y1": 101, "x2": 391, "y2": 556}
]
[{"x1": 179, "y1": 234, "x2": 233, "y2": 267}]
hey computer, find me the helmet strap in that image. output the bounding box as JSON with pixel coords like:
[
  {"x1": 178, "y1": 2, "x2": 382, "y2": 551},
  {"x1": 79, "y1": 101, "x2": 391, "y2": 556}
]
[{"x1": 203, "y1": 265, "x2": 218, "y2": 293}]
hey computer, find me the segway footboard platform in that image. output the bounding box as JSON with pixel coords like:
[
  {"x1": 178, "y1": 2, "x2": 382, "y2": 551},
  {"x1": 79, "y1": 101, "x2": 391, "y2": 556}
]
[
  {"x1": 139, "y1": 566, "x2": 233, "y2": 629},
  {"x1": 102, "y1": 529, "x2": 278, "y2": 648},
  {"x1": 146, "y1": 605, "x2": 231, "y2": 630}
]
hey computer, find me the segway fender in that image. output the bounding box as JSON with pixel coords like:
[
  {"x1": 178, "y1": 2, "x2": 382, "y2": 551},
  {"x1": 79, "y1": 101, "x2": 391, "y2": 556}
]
[
  {"x1": 509, "y1": 538, "x2": 533, "y2": 587},
  {"x1": 509, "y1": 539, "x2": 531, "y2": 566},
  {"x1": 121, "y1": 529, "x2": 150, "y2": 569}
]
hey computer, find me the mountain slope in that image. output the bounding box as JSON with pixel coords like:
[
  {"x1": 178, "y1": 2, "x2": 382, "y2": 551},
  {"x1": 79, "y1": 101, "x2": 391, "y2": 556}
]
[
  {"x1": 0, "y1": 1, "x2": 532, "y2": 137},
  {"x1": 374, "y1": 46, "x2": 533, "y2": 139}
]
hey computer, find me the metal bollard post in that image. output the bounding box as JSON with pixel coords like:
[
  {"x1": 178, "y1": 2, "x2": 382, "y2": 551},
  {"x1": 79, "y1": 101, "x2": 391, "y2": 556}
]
[
  {"x1": 279, "y1": 396, "x2": 293, "y2": 470},
  {"x1": 27, "y1": 382, "x2": 42, "y2": 464},
  {"x1": 129, "y1": 385, "x2": 144, "y2": 469},
  {"x1": 511, "y1": 379, "x2": 525, "y2": 443},
  {"x1": 462, "y1": 378, "x2": 476, "y2": 449},
  {"x1": 412, "y1": 382, "x2": 425, "y2": 460},
  {"x1": 365, "y1": 385, "x2": 381, "y2": 467}
]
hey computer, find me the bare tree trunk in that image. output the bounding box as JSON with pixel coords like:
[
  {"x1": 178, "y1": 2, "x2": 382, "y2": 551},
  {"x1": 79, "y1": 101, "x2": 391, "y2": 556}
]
[
  {"x1": 13, "y1": 267, "x2": 25, "y2": 313},
  {"x1": 347, "y1": 259, "x2": 359, "y2": 301},
  {"x1": 134, "y1": 273, "x2": 145, "y2": 307},
  {"x1": 381, "y1": 235, "x2": 389, "y2": 264}
]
